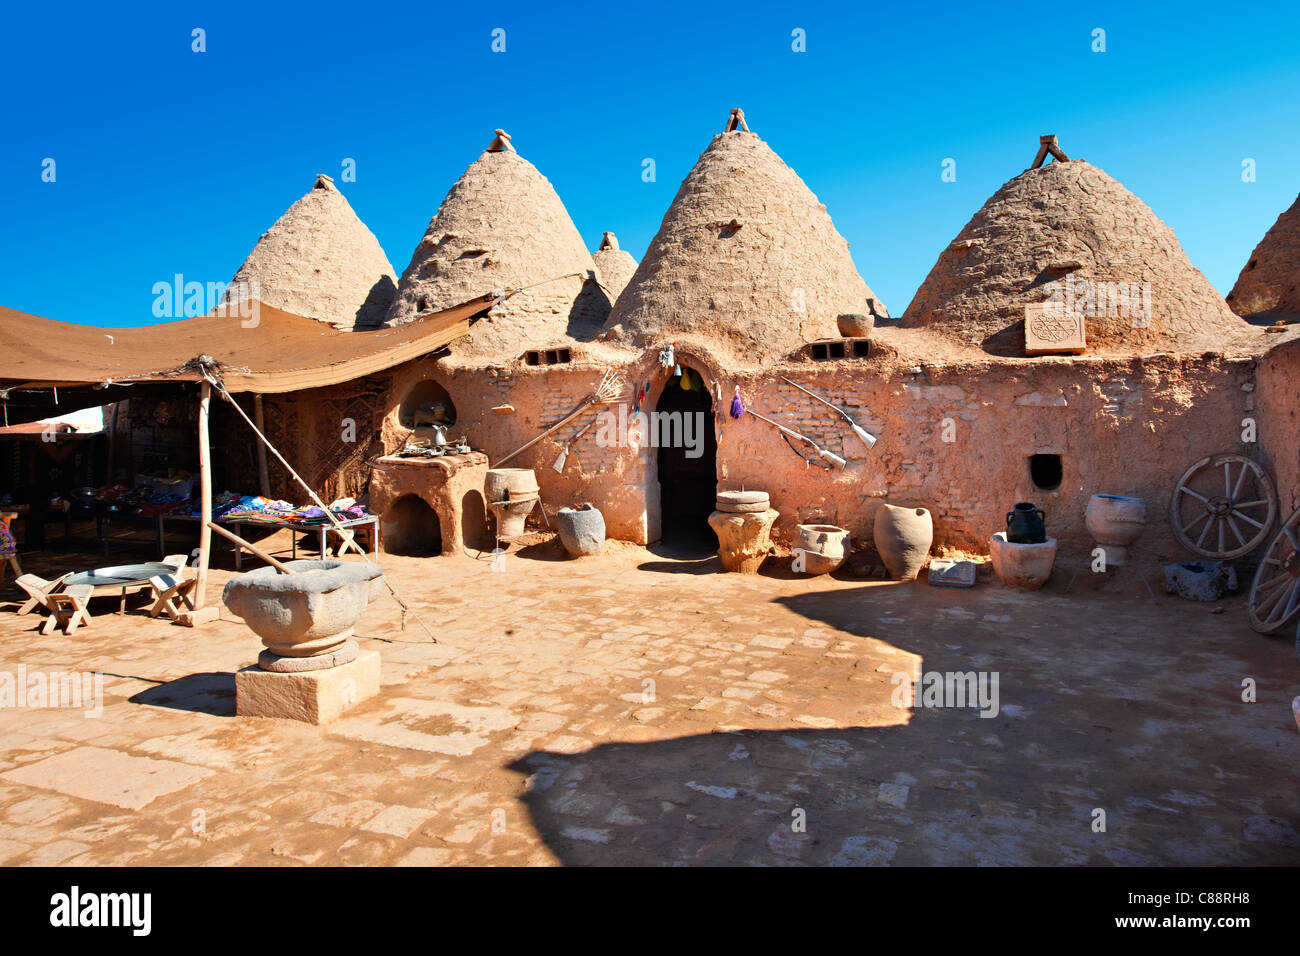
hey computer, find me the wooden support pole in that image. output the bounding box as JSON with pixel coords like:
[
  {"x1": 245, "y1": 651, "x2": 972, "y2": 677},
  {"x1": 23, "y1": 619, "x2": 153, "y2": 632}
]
[
  {"x1": 253, "y1": 394, "x2": 271, "y2": 497},
  {"x1": 206, "y1": 520, "x2": 295, "y2": 574},
  {"x1": 195, "y1": 380, "x2": 213, "y2": 608}
]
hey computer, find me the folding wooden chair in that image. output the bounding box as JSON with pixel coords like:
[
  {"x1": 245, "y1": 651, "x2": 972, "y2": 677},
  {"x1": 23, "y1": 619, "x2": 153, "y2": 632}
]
[
  {"x1": 146, "y1": 567, "x2": 198, "y2": 621},
  {"x1": 40, "y1": 584, "x2": 94, "y2": 635},
  {"x1": 14, "y1": 573, "x2": 67, "y2": 616}
]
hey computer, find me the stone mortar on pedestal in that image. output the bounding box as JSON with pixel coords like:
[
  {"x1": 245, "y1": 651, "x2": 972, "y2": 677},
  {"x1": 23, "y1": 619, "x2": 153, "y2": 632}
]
[{"x1": 223, "y1": 559, "x2": 385, "y2": 723}]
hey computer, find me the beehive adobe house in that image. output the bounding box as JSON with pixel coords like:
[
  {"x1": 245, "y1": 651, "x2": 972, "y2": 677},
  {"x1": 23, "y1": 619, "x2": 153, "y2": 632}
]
[
  {"x1": 223, "y1": 174, "x2": 398, "y2": 331},
  {"x1": 591, "y1": 233, "x2": 638, "y2": 304},
  {"x1": 1228, "y1": 190, "x2": 1300, "y2": 323},
  {"x1": 1233, "y1": 190, "x2": 1300, "y2": 515},
  {"x1": 215, "y1": 115, "x2": 1300, "y2": 567}
]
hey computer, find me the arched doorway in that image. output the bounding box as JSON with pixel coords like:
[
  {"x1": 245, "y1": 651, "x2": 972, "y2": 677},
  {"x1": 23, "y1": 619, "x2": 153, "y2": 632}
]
[
  {"x1": 655, "y1": 364, "x2": 718, "y2": 549},
  {"x1": 382, "y1": 494, "x2": 442, "y2": 556}
]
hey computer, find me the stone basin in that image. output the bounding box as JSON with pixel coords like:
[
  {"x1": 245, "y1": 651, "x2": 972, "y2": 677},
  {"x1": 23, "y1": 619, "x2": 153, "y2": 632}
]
[{"x1": 222, "y1": 560, "x2": 384, "y2": 658}]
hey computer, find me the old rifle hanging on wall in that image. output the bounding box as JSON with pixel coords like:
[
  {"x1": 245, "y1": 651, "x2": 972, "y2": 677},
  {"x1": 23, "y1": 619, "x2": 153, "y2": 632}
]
[
  {"x1": 747, "y1": 410, "x2": 847, "y2": 469},
  {"x1": 779, "y1": 376, "x2": 878, "y2": 451}
]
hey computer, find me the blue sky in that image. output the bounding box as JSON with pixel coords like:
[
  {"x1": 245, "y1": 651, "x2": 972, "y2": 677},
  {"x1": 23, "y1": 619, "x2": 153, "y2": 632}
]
[{"x1": 2, "y1": 0, "x2": 1298, "y2": 327}]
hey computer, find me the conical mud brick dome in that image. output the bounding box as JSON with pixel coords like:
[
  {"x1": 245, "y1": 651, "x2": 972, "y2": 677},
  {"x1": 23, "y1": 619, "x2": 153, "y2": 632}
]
[
  {"x1": 386, "y1": 130, "x2": 608, "y2": 359},
  {"x1": 592, "y1": 232, "x2": 638, "y2": 304},
  {"x1": 904, "y1": 141, "x2": 1249, "y2": 355},
  {"x1": 607, "y1": 109, "x2": 886, "y2": 361},
  {"x1": 225, "y1": 174, "x2": 397, "y2": 331},
  {"x1": 1228, "y1": 192, "x2": 1300, "y2": 321}
]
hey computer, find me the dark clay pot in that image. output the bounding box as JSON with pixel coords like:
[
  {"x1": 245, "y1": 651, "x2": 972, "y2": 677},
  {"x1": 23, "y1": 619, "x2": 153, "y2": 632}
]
[{"x1": 1006, "y1": 502, "x2": 1047, "y2": 544}]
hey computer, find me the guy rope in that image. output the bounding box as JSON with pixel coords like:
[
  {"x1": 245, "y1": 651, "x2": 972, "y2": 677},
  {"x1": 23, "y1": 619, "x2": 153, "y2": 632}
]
[{"x1": 196, "y1": 359, "x2": 438, "y2": 642}]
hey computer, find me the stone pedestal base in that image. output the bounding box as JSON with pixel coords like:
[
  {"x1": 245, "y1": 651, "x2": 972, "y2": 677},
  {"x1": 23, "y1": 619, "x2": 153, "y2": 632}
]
[
  {"x1": 236, "y1": 649, "x2": 380, "y2": 724},
  {"x1": 989, "y1": 532, "x2": 1057, "y2": 590},
  {"x1": 708, "y1": 508, "x2": 779, "y2": 573}
]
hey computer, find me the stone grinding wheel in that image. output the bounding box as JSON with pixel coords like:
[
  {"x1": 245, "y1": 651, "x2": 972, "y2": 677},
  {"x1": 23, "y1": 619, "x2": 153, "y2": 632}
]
[
  {"x1": 1247, "y1": 505, "x2": 1300, "y2": 635},
  {"x1": 1169, "y1": 453, "x2": 1277, "y2": 560},
  {"x1": 716, "y1": 490, "x2": 770, "y2": 514}
]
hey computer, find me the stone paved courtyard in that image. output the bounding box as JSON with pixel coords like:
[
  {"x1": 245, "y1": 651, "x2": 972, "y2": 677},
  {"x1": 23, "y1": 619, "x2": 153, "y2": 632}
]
[{"x1": 1, "y1": 531, "x2": 1298, "y2": 867}]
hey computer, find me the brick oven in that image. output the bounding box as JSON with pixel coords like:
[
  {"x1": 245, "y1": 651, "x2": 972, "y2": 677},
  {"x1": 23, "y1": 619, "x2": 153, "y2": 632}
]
[{"x1": 368, "y1": 452, "x2": 491, "y2": 556}]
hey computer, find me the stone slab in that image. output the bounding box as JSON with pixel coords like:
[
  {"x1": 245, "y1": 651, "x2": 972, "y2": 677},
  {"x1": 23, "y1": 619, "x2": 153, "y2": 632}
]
[
  {"x1": 236, "y1": 649, "x2": 380, "y2": 724},
  {"x1": 1024, "y1": 302, "x2": 1086, "y2": 355},
  {"x1": 927, "y1": 558, "x2": 977, "y2": 588},
  {"x1": 1, "y1": 746, "x2": 213, "y2": 810}
]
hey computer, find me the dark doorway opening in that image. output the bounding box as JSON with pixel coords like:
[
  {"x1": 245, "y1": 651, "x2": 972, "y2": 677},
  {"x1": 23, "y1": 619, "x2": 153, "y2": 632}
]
[
  {"x1": 1029, "y1": 454, "x2": 1063, "y2": 491},
  {"x1": 656, "y1": 366, "x2": 717, "y2": 552},
  {"x1": 383, "y1": 494, "x2": 442, "y2": 556}
]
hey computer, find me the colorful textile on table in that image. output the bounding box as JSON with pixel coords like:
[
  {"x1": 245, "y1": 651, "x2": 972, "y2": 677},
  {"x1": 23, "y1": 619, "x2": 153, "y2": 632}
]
[{"x1": 0, "y1": 514, "x2": 16, "y2": 556}]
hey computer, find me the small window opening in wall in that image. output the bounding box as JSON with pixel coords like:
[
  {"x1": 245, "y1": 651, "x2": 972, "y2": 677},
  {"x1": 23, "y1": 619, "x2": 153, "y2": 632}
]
[
  {"x1": 812, "y1": 340, "x2": 867, "y2": 361},
  {"x1": 417, "y1": 297, "x2": 428, "y2": 313},
  {"x1": 1029, "y1": 454, "x2": 1063, "y2": 491},
  {"x1": 811, "y1": 341, "x2": 849, "y2": 361},
  {"x1": 524, "y1": 348, "x2": 571, "y2": 366}
]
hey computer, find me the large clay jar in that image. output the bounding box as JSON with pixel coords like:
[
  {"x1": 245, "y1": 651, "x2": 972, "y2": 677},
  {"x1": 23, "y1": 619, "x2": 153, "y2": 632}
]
[
  {"x1": 873, "y1": 504, "x2": 933, "y2": 581},
  {"x1": 222, "y1": 560, "x2": 384, "y2": 659},
  {"x1": 485, "y1": 468, "x2": 539, "y2": 538},
  {"x1": 556, "y1": 503, "x2": 605, "y2": 557},
  {"x1": 794, "y1": 524, "x2": 850, "y2": 575},
  {"x1": 1084, "y1": 494, "x2": 1146, "y2": 566}
]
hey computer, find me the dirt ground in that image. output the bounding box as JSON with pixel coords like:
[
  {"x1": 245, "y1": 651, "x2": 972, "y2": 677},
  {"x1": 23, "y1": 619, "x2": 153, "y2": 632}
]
[{"x1": 0, "y1": 526, "x2": 1297, "y2": 867}]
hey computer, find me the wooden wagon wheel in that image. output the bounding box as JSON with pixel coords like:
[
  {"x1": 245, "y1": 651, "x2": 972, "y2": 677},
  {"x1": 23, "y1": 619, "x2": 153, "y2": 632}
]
[
  {"x1": 1169, "y1": 453, "x2": 1277, "y2": 560},
  {"x1": 1247, "y1": 506, "x2": 1300, "y2": 635}
]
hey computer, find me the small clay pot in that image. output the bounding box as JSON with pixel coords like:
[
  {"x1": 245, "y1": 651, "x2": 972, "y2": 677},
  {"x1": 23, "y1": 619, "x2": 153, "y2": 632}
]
[
  {"x1": 837, "y1": 313, "x2": 875, "y2": 338},
  {"x1": 873, "y1": 504, "x2": 933, "y2": 581},
  {"x1": 794, "y1": 524, "x2": 850, "y2": 575},
  {"x1": 1006, "y1": 502, "x2": 1047, "y2": 544}
]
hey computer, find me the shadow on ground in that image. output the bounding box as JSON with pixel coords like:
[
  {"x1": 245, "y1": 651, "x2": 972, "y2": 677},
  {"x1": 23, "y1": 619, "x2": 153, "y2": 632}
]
[
  {"x1": 131, "y1": 672, "x2": 236, "y2": 717},
  {"x1": 509, "y1": 584, "x2": 1300, "y2": 865}
]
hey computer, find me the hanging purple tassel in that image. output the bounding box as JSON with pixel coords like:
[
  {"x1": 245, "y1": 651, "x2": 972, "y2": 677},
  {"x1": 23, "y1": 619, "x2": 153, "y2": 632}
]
[{"x1": 729, "y1": 386, "x2": 744, "y2": 419}]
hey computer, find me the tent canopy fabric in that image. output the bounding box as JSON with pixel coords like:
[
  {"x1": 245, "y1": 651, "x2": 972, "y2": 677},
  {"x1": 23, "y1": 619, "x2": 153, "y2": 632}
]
[{"x1": 0, "y1": 295, "x2": 493, "y2": 394}]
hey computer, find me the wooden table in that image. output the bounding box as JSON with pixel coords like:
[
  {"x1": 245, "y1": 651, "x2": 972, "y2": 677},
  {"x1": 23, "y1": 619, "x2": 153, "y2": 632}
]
[
  {"x1": 59, "y1": 562, "x2": 178, "y2": 615},
  {"x1": 158, "y1": 513, "x2": 378, "y2": 569}
]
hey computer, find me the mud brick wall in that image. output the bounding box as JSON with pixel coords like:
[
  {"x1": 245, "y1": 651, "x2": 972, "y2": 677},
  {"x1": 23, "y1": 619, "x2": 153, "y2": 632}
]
[
  {"x1": 1257, "y1": 338, "x2": 1300, "y2": 515},
  {"x1": 213, "y1": 342, "x2": 1289, "y2": 566}
]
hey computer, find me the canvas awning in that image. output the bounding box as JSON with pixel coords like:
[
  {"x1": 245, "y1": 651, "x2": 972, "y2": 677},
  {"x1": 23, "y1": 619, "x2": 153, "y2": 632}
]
[
  {"x1": 0, "y1": 295, "x2": 494, "y2": 423},
  {"x1": 0, "y1": 295, "x2": 492, "y2": 391}
]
